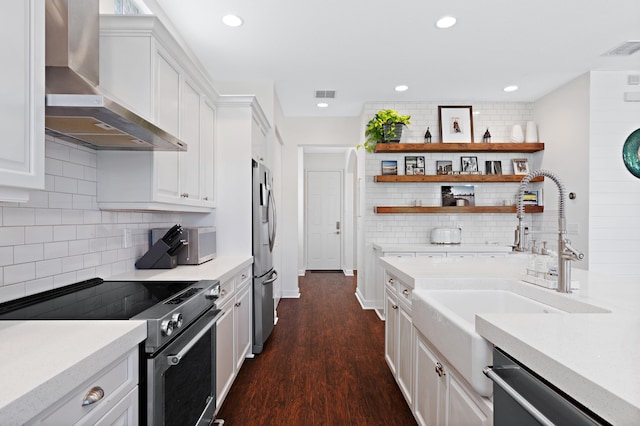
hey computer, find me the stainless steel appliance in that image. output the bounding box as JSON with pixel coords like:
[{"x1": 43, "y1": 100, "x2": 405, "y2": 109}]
[
  {"x1": 484, "y1": 348, "x2": 608, "y2": 425},
  {"x1": 252, "y1": 159, "x2": 278, "y2": 354},
  {"x1": 0, "y1": 278, "x2": 222, "y2": 426},
  {"x1": 152, "y1": 226, "x2": 217, "y2": 265},
  {"x1": 44, "y1": 0, "x2": 186, "y2": 151}
]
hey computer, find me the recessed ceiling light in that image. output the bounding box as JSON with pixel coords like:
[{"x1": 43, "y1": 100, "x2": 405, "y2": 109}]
[
  {"x1": 436, "y1": 16, "x2": 456, "y2": 29},
  {"x1": 222, "y1": 14, "x2": 243, "y2": 27},
  {"x1": 395, "y1": 85, "x2": 409, "y2": 92},
  {"x1": 503, "y1": 85, "x2": 519, "y2": 92},
  {"x1": 317, "y1": 102, "x2": 329, "y2": 108}
]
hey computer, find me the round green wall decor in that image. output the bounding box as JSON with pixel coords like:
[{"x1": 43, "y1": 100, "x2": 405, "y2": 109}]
[{"x1": 622, "y1": 128, "x2": 640, "y2": 178}]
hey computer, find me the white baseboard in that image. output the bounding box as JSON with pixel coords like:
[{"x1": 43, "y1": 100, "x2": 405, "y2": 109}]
[
  {"x1": 281, "y1": 290, "x2": 301, "y2": 298},
  {"x1": 343, "y1": 269, "x2": 354, "y2": 276}
]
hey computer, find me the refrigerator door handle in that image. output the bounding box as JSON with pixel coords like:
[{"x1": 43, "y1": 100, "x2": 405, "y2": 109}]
[
  {"x1": 262, "y1": 270, "x2": 278, "y2": 285},
  {"x1": 267, "y1": 189, "x2": 277, "y2": 251}
]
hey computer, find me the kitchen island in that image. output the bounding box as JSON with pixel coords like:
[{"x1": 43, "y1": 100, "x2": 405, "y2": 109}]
[{"x1": 380, "y1": 255, "x2": 640, "y2": 425}]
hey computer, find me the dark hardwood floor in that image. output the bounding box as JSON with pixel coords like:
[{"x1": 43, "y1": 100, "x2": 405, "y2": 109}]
[{"x1": 216, "y1": 271, "x2": 416, "y2": 425}]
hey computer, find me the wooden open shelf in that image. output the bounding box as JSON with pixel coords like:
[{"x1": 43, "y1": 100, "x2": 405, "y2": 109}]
[
  {"x1": 374, "y1": 175, "x2": 544, "y2": 183},
  {"x1": 374, "y1": 142, "x2": 544, "y2": 153},
  {"x1": 374, "y1": 205, "x2": 544, "y2": 214}
]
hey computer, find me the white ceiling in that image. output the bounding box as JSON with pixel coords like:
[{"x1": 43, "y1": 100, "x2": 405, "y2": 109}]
[{"x1": 150, "y1": 0, "x2": 640, "y2": 117}]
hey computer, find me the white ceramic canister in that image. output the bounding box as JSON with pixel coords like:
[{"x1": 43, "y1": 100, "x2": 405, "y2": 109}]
[
  {"x1": 510, "y1": 124, "x2": 524, "y2": 142},
  {"x1": 525, "y1": 121, "x2": 538, "y2": 142}
]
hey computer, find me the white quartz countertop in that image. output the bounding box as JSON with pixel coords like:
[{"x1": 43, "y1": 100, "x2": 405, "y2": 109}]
[
  {"x1": 373, "y1": 243, "x2": 513, "y2": 253},
  {"x1": 379, "y1": 255, "x2": 640, "y2": 425},
  {"x1": 109, "y1": 255, "x2": 253, "y2": 283},
  {"x1": 0, "y1": 320, "x2": 146, "y2": 426}
]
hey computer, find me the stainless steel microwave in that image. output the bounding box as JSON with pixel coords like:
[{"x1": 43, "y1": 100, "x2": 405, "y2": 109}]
[{"x1": 152, "y1": 227, "x2": 216, "y2": 265}]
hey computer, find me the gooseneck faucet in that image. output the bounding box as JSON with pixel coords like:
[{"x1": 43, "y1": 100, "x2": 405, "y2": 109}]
[{"x1": 514, "y1": 169, "x2": 584, "y2": 293}]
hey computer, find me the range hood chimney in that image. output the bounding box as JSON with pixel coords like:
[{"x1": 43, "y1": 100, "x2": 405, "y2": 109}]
[{"x1": 45, "y1": 0, "x2": 186, "y2": 151}]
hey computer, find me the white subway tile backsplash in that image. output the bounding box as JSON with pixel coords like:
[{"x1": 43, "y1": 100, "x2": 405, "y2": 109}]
[
  {"x1": 54, "y1": 176, "x2": 78, "y2": 194},
  {"x1": 0, "y1": 227, "x2": 25, "y2": 247},
  {"x1": 53, "y1": 225, "x2": 77, "y2": 242},
  {"x1": 0, "y1": 247, "x2": 13, "y2": 266},
  {"x1": 49, "y1": 192, "x2": 73, "y2": 209},
  {"x1": 5, "y1": 263, "x2": 36, "y2": 285},
  {"x1": 63, "y1": 162, "x2": 85, "y2": 179},
  {"x1": 44, "y1": 241, "x2": 69, "y2": 259},
  {"x1": 25, "y1": 226, "x2": 53, "y2": 244},
  {"x1": 62, "y1": 255, "x2": 84, "y2": 273},
  {"x1": 35, "y1": 209, "x2": 62, "y2": 226},
  {"x1": 4, "y1": 207, "x2": 35, "y2": 226},
  {"x1": 14, "y1": 244, "x2": 44, "y2": 264},
  {"x1": 36, "y1": 259, "x2": 63, "y2": 278},
  {"x1": 25, "y1": 277, "x2": 54, "y2": 296},
  {"x1": 0, "y1": 283, "x2": 26, "y2": 304}
]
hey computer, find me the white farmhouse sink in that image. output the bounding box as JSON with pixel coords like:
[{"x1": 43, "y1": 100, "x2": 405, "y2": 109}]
[{"x1": 412, "y1": 289, "x2": 564, "y2": 397}]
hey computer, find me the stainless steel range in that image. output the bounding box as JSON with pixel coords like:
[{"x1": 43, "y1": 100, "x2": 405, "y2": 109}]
[{"x1": 0, "y1": 278, "x2": 222, "y2": 426}]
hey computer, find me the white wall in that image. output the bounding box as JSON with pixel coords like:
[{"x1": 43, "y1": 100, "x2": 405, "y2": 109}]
[
  {"x1": 533, "y1": 73, "x2": 591, "y2": 265},
  {"x1": 588, "y1": 71, "x2": 640, "y2": 276},
  {"x1": 0, "y1": 137, "x2": 207, "y2": 303}
]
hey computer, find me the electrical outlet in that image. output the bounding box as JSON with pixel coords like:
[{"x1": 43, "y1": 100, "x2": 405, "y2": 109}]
[{"x1": 123, "y1": 229, "x2": 132, "y2": 248}]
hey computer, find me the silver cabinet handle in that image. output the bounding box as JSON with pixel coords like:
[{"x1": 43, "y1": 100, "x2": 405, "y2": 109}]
[
  {"x1": 241, "y1": 274, "x2": 247, "y2": 279},
  {"x1": 402, "y1": 288, "x2": 410, "y2": 295},
  {"x1": 483, "y1": 366, "x2": 554, "y2": 426},
  {"x1": 388, "y1": 278, "x2": 394, "y2": 284},
  {"x1": 435, "y1": 362, "x2": 446, "y2": 377},
  {"x1": 82, "y1": 386, "x2": 105, "y2": 406},
  {"x1": 392, "y1": 304, "x2": 398, "y2": 310},
  {"x1": 235, "y1": 302, "x2": 241, "y2": 307}
]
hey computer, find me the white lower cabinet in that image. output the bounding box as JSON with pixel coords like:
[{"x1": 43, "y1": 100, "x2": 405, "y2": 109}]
[
  {"x1": 413, "y1": 330, "x2": 492, "y2": 426},
  {"x1": 29, "y1": 348, "x2": 139, "y2": 425},
  {"x1": 384, "y1": 273, "x2": 414, "y2": 409},
  {"x1": 215, "y1": 266, "x2": 253, "y2": 413}
]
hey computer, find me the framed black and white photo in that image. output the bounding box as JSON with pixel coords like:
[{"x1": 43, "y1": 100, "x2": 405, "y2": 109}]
[
  {"x1": 441, "y1": 185, "x2": 476, "y2": 206},
  {"x1": 438, "y1": 105, "x2": 474, "y2": 143},
  {"x1": 485, "y1": 160, "x2": 502, "y2": 175},
  {"x1": 405, "y1": 156, "x2": 425, "y2": 175},
  {"x1": 460, "y1": 156, "x2": 478, "y2": 173},
  {"x1": 381, "y1": 160, "x2": 398, "y2": 175},
  {"x1": 436, "y1": 160, "x2": 453, "y2": 175},
  {"x1": 512, "y1": 158, "x2": 529, "y2": 175}
]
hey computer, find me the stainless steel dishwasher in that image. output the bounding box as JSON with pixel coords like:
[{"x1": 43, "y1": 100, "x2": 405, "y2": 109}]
[{"x1": 484, "y1": 348, "x2": 611, "y2": 426}]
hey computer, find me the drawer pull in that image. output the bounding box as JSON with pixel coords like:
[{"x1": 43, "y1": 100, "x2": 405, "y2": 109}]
[
  {"x1": 392, "y1": 304, "x2": 398, "y2": 310},
  {"x1": 241, "y1": 274, "x2": 247, "y2": 279},
  {"x1": 402, "y1": 289, "x2": 410, "y2": 295},
  {"x1": 388, "y1": 278, "x2": 394, "y2": 284},
  {"x1": 82, "y1": 386, "x2": 105, "y2": 406},
  {"x1": 221, "y1": 289, "x2": 227, "y2": 296},
  {"x1": 235, "y1": 302, "x2": 241, "y2": 307}
]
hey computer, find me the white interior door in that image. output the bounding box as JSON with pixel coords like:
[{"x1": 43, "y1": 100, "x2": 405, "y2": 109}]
[{"x1": 306, "y1": 170, "x2": 342, "y2": 270}]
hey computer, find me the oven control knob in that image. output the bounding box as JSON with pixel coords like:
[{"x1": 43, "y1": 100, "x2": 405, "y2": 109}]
[
  {"x1": 161, "y1": 319, "x2": 174, "y2": 336},
  {"x1": 205, "y1": 288, "x2": 219, "y2": 299},
  {"x1": 171, "y1": 313, "x2": 183, "y2": 329}
]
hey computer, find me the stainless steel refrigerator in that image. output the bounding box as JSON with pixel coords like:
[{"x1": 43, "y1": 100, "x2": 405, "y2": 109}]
[{"x1": 252, "y1": 159, "x2": 278, "y2": 353}]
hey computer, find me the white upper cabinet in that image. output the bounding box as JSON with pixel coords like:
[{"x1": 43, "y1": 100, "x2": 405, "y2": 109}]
[
  {"x1": 96, "y1": 15, "x2": 217, "y2": 212},
  {"x1": 0, "y1": 0, "x2": 45, "y2": 203}
]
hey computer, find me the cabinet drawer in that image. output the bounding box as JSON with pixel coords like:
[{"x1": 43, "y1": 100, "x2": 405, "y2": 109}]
[
  {"x1": 415, "y1": 252, "x2": 446, "y2": 258},
  {"x1": 32, "y1": 348, "x2": 138, "y2": 426},
  {"x1": 217, "y1": 277, "x2": 235, "y2": 305},
  {"x1": 236, "y1": 266, "x2": 252, "y2": 290},
  {"x1": 384, "y1": 252, "x2": 416, "y2": 258},
  {"x1": 397, "y1": 281, "x2": 413, "y2": 309}
]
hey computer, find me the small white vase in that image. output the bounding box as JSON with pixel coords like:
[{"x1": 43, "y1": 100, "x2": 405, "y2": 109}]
[
  {"x1": 525, "y1": 121, "x2": 538, "y2": 142},
  {"x1": 510, "y1": 124, "x2": 524, "y2": 142}
]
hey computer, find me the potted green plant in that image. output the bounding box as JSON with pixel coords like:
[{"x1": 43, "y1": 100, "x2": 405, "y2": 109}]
[{"x1": 359, "y1": 109, "x2": 411, "y2": 153}]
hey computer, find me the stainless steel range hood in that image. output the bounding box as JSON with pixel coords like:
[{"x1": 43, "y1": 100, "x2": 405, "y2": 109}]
[{"x1": 45, "y1": 0, "x2": 186, "y2": 151}]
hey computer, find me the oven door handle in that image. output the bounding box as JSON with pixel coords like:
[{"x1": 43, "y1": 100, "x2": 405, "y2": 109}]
[{"x1": 167, "y1": 310, "x2": 223, "y2": 366}]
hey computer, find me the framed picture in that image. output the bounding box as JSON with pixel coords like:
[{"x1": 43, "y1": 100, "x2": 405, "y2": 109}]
[
  {"x1": 438, "y1": 105, "x2": 474, "y2": 143},
  {"x1": 436, "y1": 160, "x2": 452, "y2": 175},
  {"x1": 381, "y1": 160, "x2": 398, "y2": 175},
  {"x1": 512, "y1": 158, "x2": 530, "y2": 175},
  {"x1": 405, "y1": 156, "x2": 425, "y2": 175},
  {"x1": 485, "y1": 160, "x2": 502, "y2": 175},
  {"x1": 460, "y1": 156, "x2": 478, "y2": 173},
  {"x1": 441, "y1": 185, "x2": 476, "y2": 206}
]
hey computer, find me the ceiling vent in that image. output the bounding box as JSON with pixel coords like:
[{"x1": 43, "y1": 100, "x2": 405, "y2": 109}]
[
  {"x1": 602, "y1": 41, "x2": 640, "y2": 56},
  {"x1": 315, "y1": 90, "x2": 336, "y2": 99}
]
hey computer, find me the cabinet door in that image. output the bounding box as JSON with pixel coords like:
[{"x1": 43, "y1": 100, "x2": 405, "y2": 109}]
[
  {"x1": 200, "y1": 97, "x2": 216, "y2": 205},
  {"x1": 397, "y1": 304, "x2": 414, "y2": 408},
  {"x1": 447, "y1": 373, "x2": 492, "y2": 426},
  {"x1": 215, "y1": 299, "x2": 235, "y2": 412},
  {"x1": 384, "y1": 288, "x2": 398, "y2": 376},
  {"x1": 234, "y1": 282, "x2": 252, "y2": 370},
  {"x1": 0, "y1": 0, "x2": 44, "y2": 202},
  {"x1": 180, "y1": 78, "x2": 201, "y2": 201},
  {"x1": 154, "y1": 49, "x2": 180, "y2": 200},
  {"x1": 414, "y1": 334, "x2": 446, "y2": 426}
]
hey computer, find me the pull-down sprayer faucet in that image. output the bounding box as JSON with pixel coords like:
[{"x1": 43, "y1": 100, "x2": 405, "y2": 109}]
[{"x1": 514, "y1": 170, "x2": 584, "y2": 293}]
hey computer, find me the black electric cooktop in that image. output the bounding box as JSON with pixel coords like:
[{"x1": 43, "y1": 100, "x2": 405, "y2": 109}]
[{"x1": 0, "y1": 278, "x2": 195, "y2": 320}]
